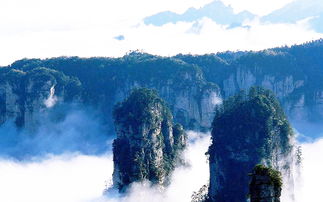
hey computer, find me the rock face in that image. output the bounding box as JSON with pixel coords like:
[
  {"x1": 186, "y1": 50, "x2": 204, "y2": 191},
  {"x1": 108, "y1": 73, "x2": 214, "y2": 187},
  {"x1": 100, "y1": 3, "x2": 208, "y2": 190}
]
[
  {"x1": 249, "y1": 165, "x2": 282, "y2": 202},
  {"x1": 3, "y1": 40, "x2": 323, "y2": 137},
  {"x1": 4, "y1": 55, "x2": 221, "y2": 133},
  {"x1": 208, "y1": 87, "x2": 296, "y2": 202},
  {"x1": 220, "y1": 68, "x2": 308, "y2": 122},
  {"x1": 0, "y1": 67, "x2": 81, "y2": 130},
  {"x1": 112, "y1": 88, "x2": 186, "y2": 191}
]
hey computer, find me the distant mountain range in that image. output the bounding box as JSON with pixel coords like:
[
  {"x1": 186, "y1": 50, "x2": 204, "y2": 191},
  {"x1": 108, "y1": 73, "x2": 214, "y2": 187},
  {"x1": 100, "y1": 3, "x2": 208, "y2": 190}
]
[
  {"x1": 144, "y1": 0, "x2": 255, "y2": 28},
  {"x1": 262, "y1": 0, "x2": 323, "y2": 33},
  {"x1": 144, "y1": 0, "x2": 323, "y2": 33}
]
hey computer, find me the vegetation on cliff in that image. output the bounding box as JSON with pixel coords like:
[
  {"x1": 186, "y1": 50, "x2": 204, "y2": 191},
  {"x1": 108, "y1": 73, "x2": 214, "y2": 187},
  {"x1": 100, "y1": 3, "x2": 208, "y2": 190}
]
[
  {"x1": 249, "y1": 164, "x2": 282, "y2": 202},
  {"x1": 208, "y1": 87, "x2": 294, "y2": 202},
  {"x1": 2, "y1": 40, "x2": 323, "y2": 133},
  {"x1": 112, "y1": 88, "x2": 186, "y2": 191}
]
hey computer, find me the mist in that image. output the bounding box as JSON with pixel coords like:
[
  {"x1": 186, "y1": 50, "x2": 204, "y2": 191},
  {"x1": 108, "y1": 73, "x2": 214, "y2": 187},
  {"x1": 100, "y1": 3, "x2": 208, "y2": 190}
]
[
  {"x1": 103, "y1": 131, "x2": 211, "y2": 202},
  {"x1": 0, "y1": 131, "x2": 210, "y2": 202},
  {"x1": 0, "y1": 154, "x2": 113, "y2": 202},
  {"x1": 0, "y1": 111, "x2": 323, "y2": 202},
  {"x1": 291, "y1": 138, "x2": 323, "y2": 202},
  {"x1": 0, "y1": 104, "x2": 111, "y2": 159}
]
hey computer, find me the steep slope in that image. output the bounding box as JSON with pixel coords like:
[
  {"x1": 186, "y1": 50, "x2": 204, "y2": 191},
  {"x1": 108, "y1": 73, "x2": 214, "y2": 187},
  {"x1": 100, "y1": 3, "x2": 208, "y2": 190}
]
[
  {"x1": 7, "y1": 54, "x2": 220, "y2": 133},
  {"x1": 2, "y1": 40, "x2": 323, "y2": 139},
  {"x1": 249, "y1": 165, "x2": 282, "y2": 202},
  {"x1": 112, "y1": 88, "x2": 186, "y2": 191},
  {"x1": 208, "y1": 87, "x2": 296, "y2": 201},
  {"x1": 0, "y1": 67, "x2": 81, "y2": 129},
  {"x1": 176, "y1": 43, "x2": 323, "y2": 134}
]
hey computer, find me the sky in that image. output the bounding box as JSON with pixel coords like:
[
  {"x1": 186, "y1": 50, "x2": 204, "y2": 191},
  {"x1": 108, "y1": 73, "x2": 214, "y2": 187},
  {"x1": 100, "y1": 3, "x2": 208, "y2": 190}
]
[{"x1": 0, "y1": 0, "x2": 322, "y2": 66}]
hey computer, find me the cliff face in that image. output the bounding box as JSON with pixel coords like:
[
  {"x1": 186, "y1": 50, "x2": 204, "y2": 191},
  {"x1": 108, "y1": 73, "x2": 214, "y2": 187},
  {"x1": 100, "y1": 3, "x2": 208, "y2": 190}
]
[
  {"x1": 221, "y1": 68, "x2": 309, "y2": 122},
  {"x1": 5, "y1": 56, "x2": 221, "y2": 133},
  {"x1": 249, "y1": 165, "x2": 282, "y2": 202},
  {"x1": 176, "y1": 46, "x2": 323, "y2": 127},
  {"x1": 111, "y1": 61, "x2": 221, "y2": 131},
  {"x1": 208, "y1": 87, "x2": 296, "y2": 202},
  {"x1": 2, "y1": 40, "x2": 323, "y2": 136},
  {"x1": 0, "y1": 67, "x2": 81, "y2": 130},
  {"x1": 112, "y1": 88, "x2": 186, "y2": 191}
]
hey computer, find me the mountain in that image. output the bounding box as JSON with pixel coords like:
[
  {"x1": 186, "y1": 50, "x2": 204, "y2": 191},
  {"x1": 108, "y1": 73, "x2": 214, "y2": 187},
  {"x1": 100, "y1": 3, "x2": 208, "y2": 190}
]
[
  {"x1": 144, "y1": 0, "x2": 255, "y2": 27},
  {"x1": 111, "y1": 88, "x2": 186, "y2": 191},
  {"x1": 144, "y1": 0, "x2": 323, "y2": 33},
  {"x1": 207, "y1": 87, "x2": 297, "y2": 201},
  {"x1": 1, "y1": 40, "x2": 323, "y2": 153},
  {"x1": 3, "y1": 54, "x2": 220, "y2": 135},
  {"x1": 175, "y1": 40, "x2": 323, "y2": 138},
  {"x1": 262, "y1": 0, "x2": 323, "y2": 33},
  {"x1": 0, "y1": 67, "x2": 81, "y2": 129}
]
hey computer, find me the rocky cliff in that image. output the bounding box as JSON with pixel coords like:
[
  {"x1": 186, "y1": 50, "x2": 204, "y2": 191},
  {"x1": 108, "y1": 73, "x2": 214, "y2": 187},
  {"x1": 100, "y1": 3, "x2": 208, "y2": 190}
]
[
  {"x1": 208, "y1": 87, "x2": 297, "y2": 202},
  {"x1": 4, "y1": 55, "x2": 220, "y2": 133},
  {"x1": 249, "y1": 165, "x2": 282, "y2": 202},
  {"x1": 112, "y1": 88, "x2": 186, "y2": 192},
  {"x1": 176, "y1": 43, "x2": 323, "y2": 128},
  {"x1": 2, "y1": 40, "x2": 323, "y2": 137},
  {"x1": 0, "y1": 67, "x2": 81, "y2": 130}
]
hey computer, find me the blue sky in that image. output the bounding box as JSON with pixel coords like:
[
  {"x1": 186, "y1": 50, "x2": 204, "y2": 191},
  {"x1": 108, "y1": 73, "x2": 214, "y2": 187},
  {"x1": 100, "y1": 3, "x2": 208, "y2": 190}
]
[{"x1": 0, "y1": 0, "x2": 322, "y2": 66}]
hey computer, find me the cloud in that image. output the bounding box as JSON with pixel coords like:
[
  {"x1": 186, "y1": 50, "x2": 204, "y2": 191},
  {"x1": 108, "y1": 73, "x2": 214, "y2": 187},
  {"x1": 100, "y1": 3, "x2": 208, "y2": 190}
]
[
  {"x1": 0, "y1": 131, "x2": 211, "y2": 202},
  {"x1": 0, "y1": 127, "x2": 322, "y2": 202},
  {"x1": 103, "y1": 131, "x2": 211, "y2": 202},
  {"x1": 281, "y1": 138, "x2": 323, "y2": 202},
  {"x1": 124, "y1": 18, "x2": 322, "y2": 55},
  {"x1": 0, "y1": 104, "x2": 110, "y2": 159},
  {"x1": 0, "y1": 0, "x2": 321, "y2": 66},
  {"x1": 0, "y1": 154, "x2": 113, "y2": 202}
]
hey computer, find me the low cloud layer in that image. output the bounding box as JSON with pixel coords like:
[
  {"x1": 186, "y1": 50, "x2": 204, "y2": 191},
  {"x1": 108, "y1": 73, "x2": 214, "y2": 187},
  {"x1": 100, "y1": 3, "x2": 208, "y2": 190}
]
[
  {"x1": 103, "y1": 131, "x2": 211, "y2": 202},
  {"x1": 0, "y1": 130, "x2": 322, "y2": 202},
  {"x1": 0, "y1": 105, "x2": 110, "y2": 159},
  {"x1": 0, "y1": 132, "x2": 211, "y2": 202},
  {"x1": 292, "y1": 139, "x2": 323, "y2": 202},
  {"x1": 0, "y1": 154, "x2": 113, "y2": 202}
]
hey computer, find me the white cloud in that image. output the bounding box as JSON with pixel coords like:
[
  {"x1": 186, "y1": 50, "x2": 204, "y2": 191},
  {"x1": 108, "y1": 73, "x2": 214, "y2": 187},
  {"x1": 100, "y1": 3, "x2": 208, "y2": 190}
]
[
  {"x1": 0, "y1": 131, "x2": 210, "y2": 202},
  {"x1": 0, "y1": 154, "x2": 113, "y2": 202},
  {"x1": 0, "y1": 0, "x2": 321, "y2": 66},
  {"x1": 0, "y1": 128, "x2": 323, "y2": 202},
  {"x1": 123, "y1": 18, "x2": 322, "y2": 55},
  {"x1": 101, "y1": 131, "x2": 211, "y2": 202},
  {"x1": 291, "y1": 139, "x2": 323, "y2": 202}
]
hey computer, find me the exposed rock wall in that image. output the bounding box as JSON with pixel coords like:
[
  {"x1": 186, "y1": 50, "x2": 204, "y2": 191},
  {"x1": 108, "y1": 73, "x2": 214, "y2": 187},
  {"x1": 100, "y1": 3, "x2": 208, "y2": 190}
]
[
  {"x1": 221, "y1": 68, "x2": 308, "y2": 122},
  {"x1": 0, "y1": 68, "x2": 81, "y2": 129},
  {"x1": 249, "y1": 165, "x2": 282, "y2": 202},
  {"x1": 3, "y1": 45, "x2": 323, "y2": 134},
  {"x1": 208, "y1": 87, "x2": 297, "y2": 202},
  {"x1": 112, "y1": 88, "x2": 186, "y2": 192},
  {"x1": 111, "y1": 65, "x2": 221, "y2": 131}
]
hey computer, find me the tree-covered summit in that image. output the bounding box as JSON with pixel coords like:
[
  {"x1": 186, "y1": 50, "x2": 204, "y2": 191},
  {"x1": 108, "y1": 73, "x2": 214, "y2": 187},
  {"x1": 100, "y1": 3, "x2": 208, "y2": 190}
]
[
  {"x1": 210, "y1": 87, "x2": 293, "y2": 157},
  {"x1": 208, "y1": 87, "x2": 295, "y2": 202},
  {"x1": 112, "y1": 88, "x2": 186, "y2": 192},
  {"x1": 113, "y1": 88, "x2": 172, "y2": 127}
]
